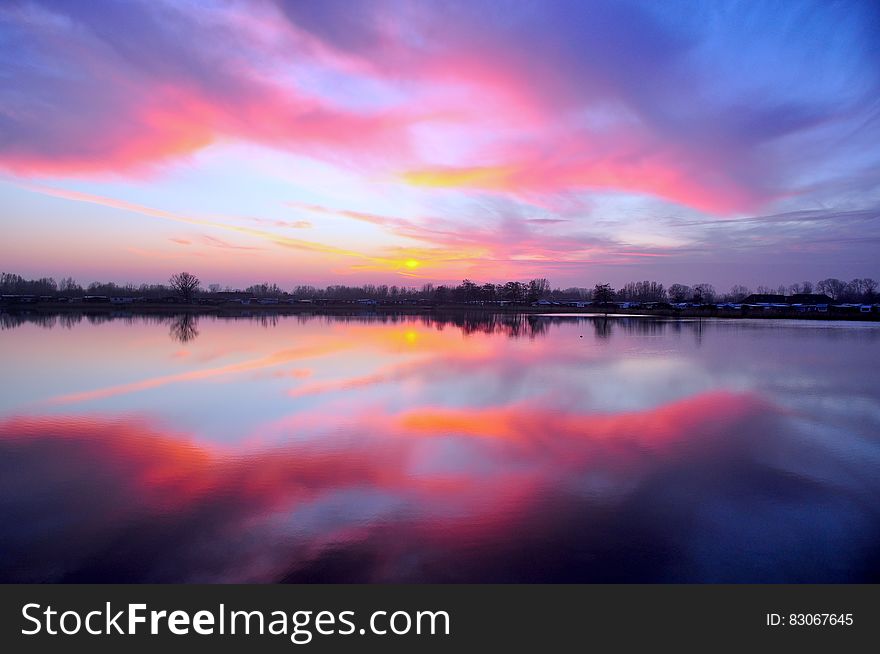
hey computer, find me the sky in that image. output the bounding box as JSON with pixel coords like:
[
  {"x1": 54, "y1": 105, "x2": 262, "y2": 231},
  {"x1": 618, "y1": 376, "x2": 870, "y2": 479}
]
[{"x1": 1, "y1": 0, "x2": 879, "y2": 291}]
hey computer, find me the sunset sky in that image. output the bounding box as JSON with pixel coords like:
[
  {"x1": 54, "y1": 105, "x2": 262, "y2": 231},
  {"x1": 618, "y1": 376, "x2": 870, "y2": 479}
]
[{"x1": 1, "y1": 0, "x2": 878, "y2": 290}]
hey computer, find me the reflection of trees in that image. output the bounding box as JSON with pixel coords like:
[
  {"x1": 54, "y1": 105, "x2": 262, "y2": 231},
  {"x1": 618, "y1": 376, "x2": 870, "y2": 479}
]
[
  {"x1": 0, "y1": 311, "x2": 720, "y2": 343},
  {"x1": 58, "y1": 313, "x2": 83, "y2": 329},
  {"x1": 693, "y1": 316, "x2": 703, "y2": 347},
  {"x1": 298, "y1": 311, "x2": 554, "y2": 339},
  {"x1": 0, "y1": 313, "x2": 57, "y2": 330},
  {"x1": 5, "y1": 310, "x2": 879, "y2": 347},
  {"x1": 433, "y1": 313, "x2": 551, "y2": 339},
  {"x1": 169, "y1": 314, "x2": 199, "y2": 344},
  {"x1": 572, "y1": 316, "x2": 710, "y2": 340},
  {"x1": 593, "y1": 317, "x2": 611, "y2": 339}
]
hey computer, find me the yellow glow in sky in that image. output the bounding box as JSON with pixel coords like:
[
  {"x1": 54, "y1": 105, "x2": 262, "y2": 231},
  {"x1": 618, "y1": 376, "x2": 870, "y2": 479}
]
[{"x1": 401, "y1": 166, "x2": 513, "y2": 189}]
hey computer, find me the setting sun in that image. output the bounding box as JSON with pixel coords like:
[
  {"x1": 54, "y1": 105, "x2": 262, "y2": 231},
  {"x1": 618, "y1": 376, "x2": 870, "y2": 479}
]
[{"x1": 404, "y1": 259, "x2": 420, "y2": 270}]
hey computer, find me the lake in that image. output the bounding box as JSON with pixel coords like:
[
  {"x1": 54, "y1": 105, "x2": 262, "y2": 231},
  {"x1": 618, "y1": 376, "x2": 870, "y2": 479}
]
[{"x1": 1, "y1": 312, "x2": 879, "y2": 582}]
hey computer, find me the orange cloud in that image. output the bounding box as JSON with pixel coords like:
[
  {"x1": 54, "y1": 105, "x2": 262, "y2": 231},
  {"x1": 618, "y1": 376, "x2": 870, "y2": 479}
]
[{"x1": 399, "y1": 390, "x2": 769, "y2": 449}]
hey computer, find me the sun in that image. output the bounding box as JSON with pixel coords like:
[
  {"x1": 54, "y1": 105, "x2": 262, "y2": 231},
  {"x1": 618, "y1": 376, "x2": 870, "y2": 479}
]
[{"x1": 404, "y1": 259, "x2": 420, "y2": 269}]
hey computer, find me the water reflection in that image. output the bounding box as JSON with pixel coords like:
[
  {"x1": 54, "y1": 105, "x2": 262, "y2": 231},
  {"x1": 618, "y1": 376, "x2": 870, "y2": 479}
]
[
  {"x1": 0, "y1": 310, "x2": 739, "y2": 343},
  {"x1": 1, "y1": 313, "x2": 879, "y2": 582},
  {"x1": 593, "y1": 316, "x2": 611, "y2": 339},
  {"x1": 169, "y1": 314, "x2": 199, "y2": 344}
]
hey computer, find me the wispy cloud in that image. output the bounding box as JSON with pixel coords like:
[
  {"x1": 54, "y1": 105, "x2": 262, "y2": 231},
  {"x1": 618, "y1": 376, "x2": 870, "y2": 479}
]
[{"x1": 19, "y1": 184, "x2": 419, "y2": 270}]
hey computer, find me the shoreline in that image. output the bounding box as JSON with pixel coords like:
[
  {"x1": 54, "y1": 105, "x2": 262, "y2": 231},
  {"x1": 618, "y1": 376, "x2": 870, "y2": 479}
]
[{"x1": 2, "y1": 301, "x2": 878, "y2": 322}]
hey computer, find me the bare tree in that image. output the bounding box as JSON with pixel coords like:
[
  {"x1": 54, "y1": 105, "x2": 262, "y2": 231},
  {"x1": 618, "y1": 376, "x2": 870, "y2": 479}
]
[
  {"x1": 816, "y1": 278, "x2": 846, "y2": 301},
  {"x1": 863, "y1": 278, "x2": 878, "y2": 302},
  {"x1": 727, "y1": 285, "x2": 750, "y2": 302},
  {"x1": 169, "y1": 272, "x2": 200, "y2": 303},
  {"x1": 58, "y1": 276, "x2": 81, "y2": 293},
  {"x1": 692, "y1": 283, "x2": 716, "y2": 304},
  {"x1": 619, "y1": 280, "x2": 666, "y2": 302},
  {"x1": 668, "y1": 284, "x2": 690, "y2": 303}
]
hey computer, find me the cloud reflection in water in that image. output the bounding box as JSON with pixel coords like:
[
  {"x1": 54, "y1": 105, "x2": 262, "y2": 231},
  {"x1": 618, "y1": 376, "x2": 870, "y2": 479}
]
[{"x1": 2, "y1": 387, "x2": 878, "y2": 582}]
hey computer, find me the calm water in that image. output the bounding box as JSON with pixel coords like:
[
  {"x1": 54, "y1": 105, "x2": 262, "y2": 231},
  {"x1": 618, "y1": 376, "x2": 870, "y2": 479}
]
[{"x1": 1, "y1": 312, "x2": 879, "y2": 582}]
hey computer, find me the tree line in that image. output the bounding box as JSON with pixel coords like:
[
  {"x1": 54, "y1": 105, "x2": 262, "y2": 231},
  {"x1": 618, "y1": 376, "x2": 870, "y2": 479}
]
[{"x1": 1, "y1": 272, "x2": 877, "y2": 305}]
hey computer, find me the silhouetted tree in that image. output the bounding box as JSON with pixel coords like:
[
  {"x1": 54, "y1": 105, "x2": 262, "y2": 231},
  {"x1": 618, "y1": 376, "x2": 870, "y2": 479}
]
[
  {"x1": 3, "y1": 269, "x2": 878, "y2": 309},
  {"x1": 592, "y1": 283, "x2": 614, "y2": 305},
  {"x1": 788, "y1": 281, "x2": 813, "y2": 295},
  {"x1": 0, "y1": 273, "x2": 57, "y2": 295},
  {"x1": 500, "y1": 281, "x2": 525, "y2": 303},
  {"x1": 727, "y1": 285, "x2": 750, "y2": 302},
  {"x1": 692, "y1": 283, "x2": 716, "y2": 304},
  {"x1": 668, "y1": 284, "x2": 690, "y2": 303},
  {"x1": 169, "y1": 272, "x2": 200, "y2": 303},
  {"x1": 58, "y1": 277, "x2": 81, "y2": 293},
  {"x1": 246, "y1": 282, "x2": 283, "y2": 297},
  {"x1": 619, "y1": 280, "x2": 666, "y2": 302},
  {"x1": 841, "y1": 278, "x2": 879, "y2": 302},
  {"x1": 433, "y1": 285, "x2": 451, "y2": 303},
  {"x1": 526, "y1": 278, "x2": 550, "y2": 303},
  {"x1": 816, "y1": 278, "x2": 846, "y2": 301},
  {"x1": 454, "y1": 279, "x2": 479, "y2": 302},
  {"x1": 863, "y1": 278, "x2": 878, "y2": 302}
]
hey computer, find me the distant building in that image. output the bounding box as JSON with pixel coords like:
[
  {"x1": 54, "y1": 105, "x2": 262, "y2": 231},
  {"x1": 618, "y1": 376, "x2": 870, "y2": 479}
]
[
  {"x1": 742, "y1": 293, "x2": 835, "y2": 306},
  {"x1": 742, "y1": 294, "x2": 786, "y2": 304},
  {"x1": 788, "y1": 293, "x2": 833, "y2": 305},
  {"x1": 0, "y1": 294, "x2": 36, "y2": 304}
]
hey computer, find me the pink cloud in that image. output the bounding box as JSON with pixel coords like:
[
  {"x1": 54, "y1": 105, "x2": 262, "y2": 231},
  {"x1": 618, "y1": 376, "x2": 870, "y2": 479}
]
[
  {"x1": 4, "y1": 0, "x2": 848, "y2": 218},
  {"x1": 1, "y1": 82, "x2": 411, "y2": 177}
]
